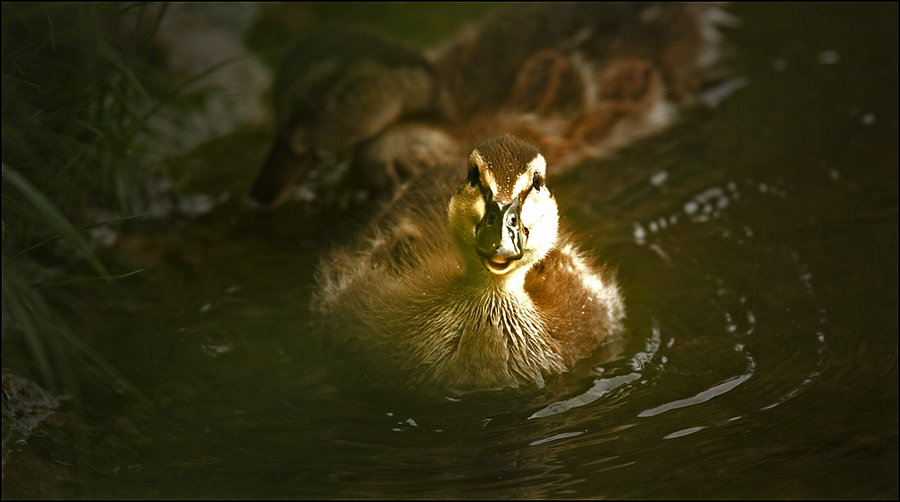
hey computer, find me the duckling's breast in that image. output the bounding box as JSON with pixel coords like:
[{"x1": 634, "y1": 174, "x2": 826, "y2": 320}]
[{"x1": 399, "y1": 282, "x2": 570, "y2": 389}]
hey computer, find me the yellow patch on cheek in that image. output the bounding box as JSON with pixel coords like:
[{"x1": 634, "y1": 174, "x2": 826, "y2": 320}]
[
  {"x1": 472, "y1": 194, "x2": 485, "y2": 219},
  {"x1": 466, "y1": 194, "x2": 486, "y2": 239},
  {"x1": 449, "y1": 188, "x2": 486, "y2": 243}
]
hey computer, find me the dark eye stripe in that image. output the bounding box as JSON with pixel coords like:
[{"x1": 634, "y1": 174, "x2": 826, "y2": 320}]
[{"x1": 468, "y1": 166, "x2": 480, "y2": 187}]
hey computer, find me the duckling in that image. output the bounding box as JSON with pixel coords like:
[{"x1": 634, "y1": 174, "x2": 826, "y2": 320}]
[
  {"x1": 249, "y1": 25, "x2": 456, "y2": 207},
  {"x1": 313, "y1": 135, "x2": 624, "y2": 391},
  {"x1": 250, "y1": 3, "x2": 730, "y2": 208},
  {"x1": 434, "y1": 2, "x2": 728, "y2": 168}
]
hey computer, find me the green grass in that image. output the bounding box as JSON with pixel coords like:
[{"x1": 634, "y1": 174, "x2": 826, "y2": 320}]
[{"x1": 2, "y1": 2, "x2": 163, "y2": 401}]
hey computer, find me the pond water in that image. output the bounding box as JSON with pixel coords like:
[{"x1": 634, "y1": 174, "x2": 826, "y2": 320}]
[{"x1": 3, "y1": 3, "x2": 896, "y2": 499}]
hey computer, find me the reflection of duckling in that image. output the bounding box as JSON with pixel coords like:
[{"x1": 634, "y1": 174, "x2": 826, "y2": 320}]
[
  {"x1": 314, "y1": 135, "x2": 624, "y2": 390},
  {"x1": 250, "y1": 3, "x2": 729, "y2": 208}
]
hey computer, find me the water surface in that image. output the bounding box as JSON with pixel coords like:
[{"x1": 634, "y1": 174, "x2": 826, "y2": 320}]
[{"x1": 3, "y1": 3, "x2": 896, "y2": 499}]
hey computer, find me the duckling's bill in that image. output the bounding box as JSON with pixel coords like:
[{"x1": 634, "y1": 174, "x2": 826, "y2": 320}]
[{"x1": 476, "y1": 197, "x2": 525, "y2": 275}]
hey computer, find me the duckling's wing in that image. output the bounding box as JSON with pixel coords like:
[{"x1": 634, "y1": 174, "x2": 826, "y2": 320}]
[{"x1": 525, "y1": 237, "x2": 625, "y2": 365}]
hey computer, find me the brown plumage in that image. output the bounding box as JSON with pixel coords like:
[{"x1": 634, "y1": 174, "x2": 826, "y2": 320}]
[{"x1": 313, "y1": 135, "x2": 624, "y2": 390}]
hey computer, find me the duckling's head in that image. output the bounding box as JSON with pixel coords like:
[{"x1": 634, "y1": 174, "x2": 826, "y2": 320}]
[{"x1": 449, "y1": 135, "x2": 559, "y2": 282}]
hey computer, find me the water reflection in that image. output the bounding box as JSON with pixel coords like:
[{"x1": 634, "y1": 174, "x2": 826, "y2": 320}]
[
  {"x1": 638, "y1": 361, "x2": 755, "y2": 418},
  {"x1": 530, "y1": 373, "x2": 643, "y2": 420}
]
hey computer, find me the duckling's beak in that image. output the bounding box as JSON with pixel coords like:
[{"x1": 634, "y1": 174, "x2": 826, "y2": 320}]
[{"x1": 476, "y1": 197, "x2": 525, "y2": 275}]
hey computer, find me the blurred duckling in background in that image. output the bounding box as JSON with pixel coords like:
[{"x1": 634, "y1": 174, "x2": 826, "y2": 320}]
[
  {"x1": 436, "y1": 2, "x2": 731, "y2": 168},
  {"x1": 249, "y1": 26, "x2": 455, "y2": 207},
  {"x1": 314, "y1": 134, "x2": 624, "y2": 390},
  {"x1": 250, "y1": 2, "x2": 732, "y2": 208}
]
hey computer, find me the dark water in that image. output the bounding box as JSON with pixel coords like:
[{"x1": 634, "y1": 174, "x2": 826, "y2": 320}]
[{"x1": 4, "y1": 3, "x2": 896, "y2": 499}]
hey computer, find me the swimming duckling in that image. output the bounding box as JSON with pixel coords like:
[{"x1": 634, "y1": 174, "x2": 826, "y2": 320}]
[
  {"x1": 250, "y1": 3, "x2": 731, "y2": 208},
  {"x1": 313, "y1": 135, "x2": 624, "y2": 390}
]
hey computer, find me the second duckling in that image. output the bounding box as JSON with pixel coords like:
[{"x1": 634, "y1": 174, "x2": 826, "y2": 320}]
[{"x1": 313, "y1": 135, "x2": 624, "y2": 391}]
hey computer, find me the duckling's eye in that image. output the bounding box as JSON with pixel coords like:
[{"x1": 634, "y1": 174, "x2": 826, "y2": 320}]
[
  {"x1": 532, "y1": 172, "x2": 544, "y2": 191},
  {"x1": 467, "y1": 166, "x2": 480, "y2": 187}
]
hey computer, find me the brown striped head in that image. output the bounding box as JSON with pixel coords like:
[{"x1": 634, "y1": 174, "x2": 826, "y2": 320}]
[{"x1": 449, "y1": 135, "x2": 559, "y2": 280}]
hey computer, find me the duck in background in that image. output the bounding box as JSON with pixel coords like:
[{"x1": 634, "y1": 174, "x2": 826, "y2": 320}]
[
  {"x1": 434, "y1": 2, "x2": 731, "y2": 169},
  {"x1": 249, "y1": 2, "x2": 732, "y2": 208},
  {"x1": 248, "y1": 25, "x2": 454, "y2": 207}
]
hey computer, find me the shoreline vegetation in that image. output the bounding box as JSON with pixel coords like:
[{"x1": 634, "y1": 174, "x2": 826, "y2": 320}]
[
  {"x1": 2, "y1": 2, "x2": 495, "y2": 400},
  {"x1": 3, "y1": 3, "x2": 165, "y2": 400}
]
